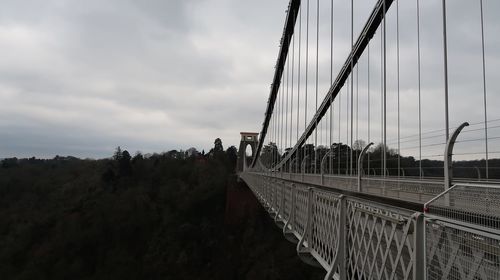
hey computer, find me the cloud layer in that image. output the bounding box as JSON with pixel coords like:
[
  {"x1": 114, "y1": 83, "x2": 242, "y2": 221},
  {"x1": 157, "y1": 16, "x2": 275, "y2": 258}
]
[
  {"x1": 0, "y1": 0, "x2": 498, "y2": 161},
  {"x1": 0, "y1": 0, "x2": 289, "y2": 158}
]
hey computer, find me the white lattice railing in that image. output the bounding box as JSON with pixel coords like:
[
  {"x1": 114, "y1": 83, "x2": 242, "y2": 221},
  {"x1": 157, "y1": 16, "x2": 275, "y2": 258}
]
[
  {"x1": 280, "y1": 172, "x2": 444, "y2": 204},
  {"x1": 240, "y1": 172, "x2": 500, "y2": 280}
]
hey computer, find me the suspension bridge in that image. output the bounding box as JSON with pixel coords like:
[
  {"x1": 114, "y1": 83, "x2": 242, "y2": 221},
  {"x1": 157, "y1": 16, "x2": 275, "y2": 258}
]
[{"x1": 238, "y1": 0, "x2": 500, "y2": 279}]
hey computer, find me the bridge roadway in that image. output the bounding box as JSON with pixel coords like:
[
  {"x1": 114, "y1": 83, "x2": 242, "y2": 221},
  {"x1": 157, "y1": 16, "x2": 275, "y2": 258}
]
[
  {"x1": 266, "y1": 172, "x2": 500, "y2": 208},
  {"x1": 240, "y1": 171, "x2": 500, "y2": 280}
]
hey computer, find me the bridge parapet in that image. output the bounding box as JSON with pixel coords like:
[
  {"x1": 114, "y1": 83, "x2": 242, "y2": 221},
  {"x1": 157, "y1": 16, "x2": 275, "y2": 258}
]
[
  {"x1": 424, "y1": 183, "x2": 500, "y2": 280},
  {"x1": 425, "y1": 183, "x2": 500, "y2": 230},
  {"x1": 278, "y1": 172, "x2": 443, "y2": 204},
  {"x1": 241, "y1": 171, "x2": 500, "y2": 280}
]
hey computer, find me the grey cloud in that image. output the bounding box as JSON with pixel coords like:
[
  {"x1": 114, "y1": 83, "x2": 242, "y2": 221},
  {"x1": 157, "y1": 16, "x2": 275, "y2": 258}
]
[
  {"x1": 0, "y1": 0, "x2": 289, "y2": 158},
  {"x1": 0, "y1": 0, "x2": 498, "y2": 161}
]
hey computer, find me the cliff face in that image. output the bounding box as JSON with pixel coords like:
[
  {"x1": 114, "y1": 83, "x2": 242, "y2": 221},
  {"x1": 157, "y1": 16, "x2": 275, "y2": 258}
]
[
  {"x1": 222, "y1": 176, "x2": 324, "y2": 280},
  {"x1": 224, "y1": 177, "x2": 261, "y2": 227}
]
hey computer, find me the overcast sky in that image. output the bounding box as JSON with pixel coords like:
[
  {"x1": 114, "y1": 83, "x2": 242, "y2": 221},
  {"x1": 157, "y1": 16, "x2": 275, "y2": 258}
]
[
  {"x1": 0, "y1": 0, "x2": 498, "y2": 160},
  {"x1": 0, "y1": 0, "x2": 290, "y2": 158}
]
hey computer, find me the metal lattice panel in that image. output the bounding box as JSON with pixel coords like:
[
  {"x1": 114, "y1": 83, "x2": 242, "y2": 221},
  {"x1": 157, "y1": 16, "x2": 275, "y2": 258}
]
[
  {"x1": 363, "y1": 178, "x2": 443, "y2": 203},
  {"x1": 240, "y1": 172, "x2": 500, "y2": 279},
  {"x1": 311, "y1": 191, "x2": 341, "y2": 266},
  {"x1": 275, "y1": 181, "x2": 283, "y2": 216},
  {"x1": 294, "y1": 187, "x2": 309, "y2": 236},
  {"x1": 282, "y1": 183, "x2": 292, "y2": 221},
  {"x1": 426, "y1": 220, "x2": 500, "y2": 280},
  {"x1": 346, "y1": 198, "x2": 416, "y2": 280},
  {"x1": 426, "y1": 184, "x2": 500, "y2": 230}
]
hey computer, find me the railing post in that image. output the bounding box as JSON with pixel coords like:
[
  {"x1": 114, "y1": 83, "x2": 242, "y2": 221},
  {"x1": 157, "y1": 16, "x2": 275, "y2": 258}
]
[
  {"x1": 357, "y1": 142, "x2": 374, "y2": 192},
  {"x1": 339, "y1": 195, "x2": 347, "y2": 280},
  {"x1": 291, "y1": 183, "x2": 296, "y2": 226},
  {"x1": 275, "y1": 181, "x2": 285, "y2": 222},
  {"x1": 321, "y1": 166, "x2": 324, "y2": 185},
  {"x1": 301, "y1": 155, "x2": 309, "y2": 183},
  {"x1": 264, "y1": 177, "x2": 268, "y2": 208},
  {"x1": 326, "y1": 195, "x2": 347, "y2": 280},
  {"x1": 268, "y1": 178, "x2": 272, "y2": 210},
  {"x1": 413, "y1": 213, "x2": 426, "y2": 280},
  {"x1": 475, "y1": 166, "x2": 481, "y2": 181},
  {"x1": 320, "y1": 151, "x2": 334, "y2": 186},
  {"x1": 444, "y1": 122, "x2": 469, "y2": 204},
  {"x1": 306, "y1": 187, "x2": 314, "y2": 246},
  {"x1": 283, "y1": 183, "x2": 297, "y2": 241},
  {"x1": 297, "y1": 187, "x2": 318, "y2": 267},
  {"x1": 260, "y1": 177, "x2": 264, "y2": 200},
  {"x1": 281, "y1": 181, "x2": 285, "y2": 213},
  {"x1": 271, "y1": 178, "x2": 276, "y2": 211},
  {"x1": 274, "y1": 179, "x2": 279, "y2": 214},
  {"x1": 290, "y1": 157, "x2": 298, "y2": 174}
]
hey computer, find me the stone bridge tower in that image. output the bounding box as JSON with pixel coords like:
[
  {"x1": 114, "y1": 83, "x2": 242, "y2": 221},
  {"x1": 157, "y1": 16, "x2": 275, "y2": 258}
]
[{"x1": 237, "y1": 132, "x2": 259, "y2": 172}]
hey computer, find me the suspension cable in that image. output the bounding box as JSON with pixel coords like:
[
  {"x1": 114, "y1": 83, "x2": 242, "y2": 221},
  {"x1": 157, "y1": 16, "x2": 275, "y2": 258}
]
[
  {"x1": 356, "y1": 64, "x2": 359, "y2": 150},
  {"x1": 281, "y1": 66, "x2": 285, "y2": 167},
  {"x1": 272, "y1": 0, "x2": 394, "y2": 171},
  {"x1": 397, "y1": 0, "x2": 401, "y2": 178},
  {"x1": 296, "y1": 7, "x2": 301, "y2": 173},
  {"x1": 380, "y1": 23, "x2": 384, "y2": 176},
  {"x1": 417, "y1": 0, "x2": 422, "y2": 179},
  {"x1": 382, "y1": 0, "x2": 387, "y2": 178},
  {"x1": 367, "y1": 43, "x2": 371, "y2": 175},
  {"x1": 346, "y1": 83, "x2": 349, "y2": 175},
  {"x1": 285, "y1": 43, "x2": 289, "y2": 162},
  {"x1": 480, "y1": 0, "x2": 489, "y2": 179},
  {"x1": 303, "y1": 0, "x2": 310, "y2": 173},
  {"x1": 330, "y1": 0, "x2": 334, "y2": 175},
  {"x1": 271, "y1": 92, "x2": 278, "y2": 170},
  {"x1": 290, "y1": 31, "x2": 295, "y2": 172},
  {"x1": 350, "y1": 0, "x2": 354, "y2": 176},
  {"x1": 314, "y1": 0, "x2": 320, "y2": 174},
  {"x1": 338, "y1": 81, "x2": 342, "y2": 175},
  {"x1": 277, "y1": 74, "x2": 281, "y2": 169},
  {"x1": 442, "y1": 0, "x2": 450, "y2": 141}
]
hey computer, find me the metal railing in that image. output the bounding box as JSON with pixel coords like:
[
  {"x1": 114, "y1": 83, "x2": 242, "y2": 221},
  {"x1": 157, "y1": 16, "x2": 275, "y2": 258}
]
[
  {"x1": 240, "y1": 172, "x2": 500, "y2": 280},
  {"x1": 424, "y1": 183, "x2": 500, "y2": 280},
  {"x1": 276, "y1": 172, "x2": 443, "y2": 204}
]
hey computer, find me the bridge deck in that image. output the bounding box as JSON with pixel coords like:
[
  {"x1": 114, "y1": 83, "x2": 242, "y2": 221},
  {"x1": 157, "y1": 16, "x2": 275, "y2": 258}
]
[{"x1": 240, "y1": 171, "x2": 500, "y2": 280}]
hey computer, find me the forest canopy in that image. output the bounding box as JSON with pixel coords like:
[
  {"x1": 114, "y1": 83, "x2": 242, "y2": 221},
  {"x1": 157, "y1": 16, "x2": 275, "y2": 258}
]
[{"x1": 0, "y1": 139, "x2": 322, "y2": 280}]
